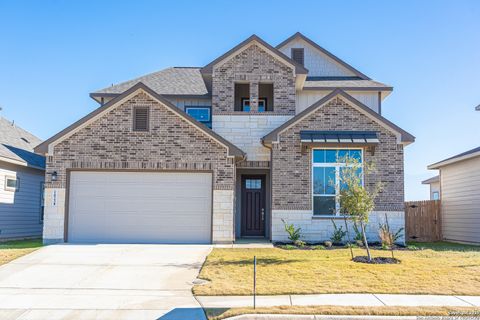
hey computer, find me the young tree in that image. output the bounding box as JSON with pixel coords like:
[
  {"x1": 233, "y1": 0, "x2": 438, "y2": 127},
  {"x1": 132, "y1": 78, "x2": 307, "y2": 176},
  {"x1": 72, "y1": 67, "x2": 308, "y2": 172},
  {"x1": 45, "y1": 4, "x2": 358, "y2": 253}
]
[{"x1": 338, "y1": 156, "x2": 381, "y2": 262}]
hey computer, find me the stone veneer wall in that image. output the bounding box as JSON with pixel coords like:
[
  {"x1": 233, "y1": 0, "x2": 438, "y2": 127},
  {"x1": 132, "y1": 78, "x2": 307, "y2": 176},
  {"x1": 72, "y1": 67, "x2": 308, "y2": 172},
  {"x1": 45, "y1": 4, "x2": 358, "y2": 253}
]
[
  {"x1": 43, "y1": 91, "x2": 236, "y2": 244},
  {"x1": 212, "y1": 44, "x2": 296, "y2": 114},
  {"x1": 212, "y1": 114, "x2": 292, "y2": 161},
  {"x1": 272, "y1": 211, "x2": 405, "y2": 244},
  {"x1": 270, "y1": 96, "x2": 406, "y2": 243}
]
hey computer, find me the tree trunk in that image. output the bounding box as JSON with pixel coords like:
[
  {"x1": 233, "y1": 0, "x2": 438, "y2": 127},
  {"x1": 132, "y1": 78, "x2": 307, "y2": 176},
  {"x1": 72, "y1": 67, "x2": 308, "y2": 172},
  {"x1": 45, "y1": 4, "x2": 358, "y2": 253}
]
[{"x1": 360, "y1": 221, "x2": 372, "y2": 261}]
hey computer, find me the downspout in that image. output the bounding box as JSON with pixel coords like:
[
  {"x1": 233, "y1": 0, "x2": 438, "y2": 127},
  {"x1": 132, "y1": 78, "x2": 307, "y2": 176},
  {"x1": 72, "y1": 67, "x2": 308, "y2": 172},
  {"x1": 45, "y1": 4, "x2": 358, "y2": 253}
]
[
  {"x1": 262, "y1": 138, "x2": 274, "y2": 242},
  {"x1": 378, "y1": 91, "x2": 382, "y2": 115}
]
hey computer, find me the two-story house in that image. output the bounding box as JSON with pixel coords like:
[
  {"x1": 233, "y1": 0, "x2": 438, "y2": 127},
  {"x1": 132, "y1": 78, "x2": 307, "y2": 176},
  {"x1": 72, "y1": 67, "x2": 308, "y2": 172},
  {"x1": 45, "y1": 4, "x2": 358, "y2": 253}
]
[{"x1": 35, "y1": 33, "x2": 414, "y2": 244}]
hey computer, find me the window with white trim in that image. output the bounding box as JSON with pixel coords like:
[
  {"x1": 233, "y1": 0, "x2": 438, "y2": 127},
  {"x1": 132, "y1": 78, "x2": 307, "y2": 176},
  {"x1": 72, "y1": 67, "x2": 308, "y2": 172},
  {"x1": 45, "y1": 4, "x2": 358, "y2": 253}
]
[
  {"x1": 5, "y1": 176, "x2": 19, "y2": 192},
  {"x1": 312, "y1": 149, "x2": 363, "y2": 216}
]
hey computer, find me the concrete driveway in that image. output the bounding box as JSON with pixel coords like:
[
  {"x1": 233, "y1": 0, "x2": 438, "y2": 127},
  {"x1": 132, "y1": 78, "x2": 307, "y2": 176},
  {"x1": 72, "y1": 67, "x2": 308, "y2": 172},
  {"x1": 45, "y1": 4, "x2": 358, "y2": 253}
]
[{"x1": 0, "y1": 244, "x2": 212, "y2": 320}]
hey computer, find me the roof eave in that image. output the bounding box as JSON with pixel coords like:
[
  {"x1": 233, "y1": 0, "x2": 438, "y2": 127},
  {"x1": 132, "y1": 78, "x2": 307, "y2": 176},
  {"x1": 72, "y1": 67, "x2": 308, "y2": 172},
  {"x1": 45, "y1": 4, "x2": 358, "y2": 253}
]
[
  {"x1": 302, "y1": 86, "x2": 393, "y2": 92},
  {"x1": 428, "y1": 151, "x2": 480, "y2": 169},
  {"x1": 36, "y1": 82, "x2": 245, "y2": 158},
  {"x1": 262, "y1": 89, "x2": 415, "y2": 144}
]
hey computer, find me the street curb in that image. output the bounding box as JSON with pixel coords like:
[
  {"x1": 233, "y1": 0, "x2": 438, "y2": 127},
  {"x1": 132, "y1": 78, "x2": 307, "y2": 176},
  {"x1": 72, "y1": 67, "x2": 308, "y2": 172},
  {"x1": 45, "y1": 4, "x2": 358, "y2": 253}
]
[{"x1": 223, "y1": 315, "x2": 417, "y2": 320}]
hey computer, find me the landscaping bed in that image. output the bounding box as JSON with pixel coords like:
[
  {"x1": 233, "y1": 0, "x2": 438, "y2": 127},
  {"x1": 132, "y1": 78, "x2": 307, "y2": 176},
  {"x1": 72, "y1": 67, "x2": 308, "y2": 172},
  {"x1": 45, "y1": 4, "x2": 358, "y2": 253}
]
[{"x1": 194, "y1": 241, "x2": 480, "y2": 296}]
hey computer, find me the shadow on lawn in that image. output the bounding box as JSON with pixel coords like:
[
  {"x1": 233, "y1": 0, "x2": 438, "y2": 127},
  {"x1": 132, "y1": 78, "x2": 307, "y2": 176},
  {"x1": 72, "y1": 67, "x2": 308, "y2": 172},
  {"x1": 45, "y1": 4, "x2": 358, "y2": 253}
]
[{"x1": 408, "y1": 241, "x2": 480, "y2": 252}]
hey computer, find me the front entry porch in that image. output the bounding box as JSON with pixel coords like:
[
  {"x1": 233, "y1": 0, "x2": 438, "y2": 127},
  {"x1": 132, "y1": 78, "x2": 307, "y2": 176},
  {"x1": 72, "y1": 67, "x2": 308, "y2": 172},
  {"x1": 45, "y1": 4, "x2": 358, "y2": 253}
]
[{"x1": 235, "y1": 168, "x2": 271, "y2": 241}]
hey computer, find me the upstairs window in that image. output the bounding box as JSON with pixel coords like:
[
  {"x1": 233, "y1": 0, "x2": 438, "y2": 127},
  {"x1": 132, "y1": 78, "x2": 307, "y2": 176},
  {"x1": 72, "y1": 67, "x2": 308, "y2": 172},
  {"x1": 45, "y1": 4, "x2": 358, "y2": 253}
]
[
  {"x1": 234, "y1": 83, "x2": 250, "y2": 111},
  {"x1": 133, "y1": 107, "x2": 149, "y2": 131},
  {"x1": 186, "y1": 107, "x2": 212, "y2": 128},
  {"x1": 259, "y1": 83, "x2": 274, "y2": 112},
  {"x1": 291, "y1": 48, "x2": 305, "y2": 66}
]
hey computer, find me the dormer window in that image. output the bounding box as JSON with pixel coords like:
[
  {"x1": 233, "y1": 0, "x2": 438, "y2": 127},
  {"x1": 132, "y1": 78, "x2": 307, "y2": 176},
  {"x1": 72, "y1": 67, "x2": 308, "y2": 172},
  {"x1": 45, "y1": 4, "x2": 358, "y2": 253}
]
[{"x1": 291, "y1": 48, "x2": 304, "y2": 66}]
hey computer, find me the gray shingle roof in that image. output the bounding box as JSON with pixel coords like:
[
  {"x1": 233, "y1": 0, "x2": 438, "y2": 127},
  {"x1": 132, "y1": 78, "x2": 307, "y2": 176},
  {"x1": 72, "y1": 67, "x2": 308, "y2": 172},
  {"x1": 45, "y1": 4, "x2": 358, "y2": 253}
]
[
  {"x1": 92, "y1": 67, "x2": 209, "y2": 96},
  {"x1": 304, "y1": 78, "x2": 392, "y2": 90},
  {"x1": 0, "y1": 117, "x2": 45, "y2": 169}
]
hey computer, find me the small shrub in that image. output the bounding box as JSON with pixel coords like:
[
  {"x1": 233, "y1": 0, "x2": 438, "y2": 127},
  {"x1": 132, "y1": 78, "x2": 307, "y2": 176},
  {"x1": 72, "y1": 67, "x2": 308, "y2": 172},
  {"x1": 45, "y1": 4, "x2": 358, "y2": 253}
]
[
  {"x1": 378, "y1": 216, "x2": 404, "y2": 249},
  {"x1": 345, "y1": 242, "x2": 358, "y2": 249},
  {"x1": 293, "y1": 239, "x2": 306, "y2": 247},
  {"x1": 281, "y1": 219, "x2": 302, "y2": 242},
  {"x1": 330, "y1": 219, "x2": 347, "y2": 244},
  {"x1": 312, "y1": 245, "x2": 325, "y2": 250},
  {"x1": 324, "y1": 240, "x2": 333, "y2": 248},
  {"x1": 282, "y1": 244, "x2": 297, "y2": 250},
  {"x1": 355, "y1": 239, "x2": 364, "y2": 247}
]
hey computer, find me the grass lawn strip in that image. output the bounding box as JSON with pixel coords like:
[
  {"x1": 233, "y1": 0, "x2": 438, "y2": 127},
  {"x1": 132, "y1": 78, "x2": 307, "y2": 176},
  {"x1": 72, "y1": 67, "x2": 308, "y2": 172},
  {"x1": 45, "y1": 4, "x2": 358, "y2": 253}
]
[
  {"x1": 194, "y1": 242, "x2": 480, "y2": 296},
  {"x1": 205, "y1": 306, "x2": 480, "y2": 320},
  {"x1": 0, "y1": 239, "x2": 43, "y2": 266}
]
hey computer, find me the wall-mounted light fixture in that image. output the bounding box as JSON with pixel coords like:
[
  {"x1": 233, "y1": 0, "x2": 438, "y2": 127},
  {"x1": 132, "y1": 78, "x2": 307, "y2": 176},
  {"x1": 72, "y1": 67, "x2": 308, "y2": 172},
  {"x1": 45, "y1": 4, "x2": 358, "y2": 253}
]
[{"x1": 50, "y1": 171, "x2": 58, "y2": 182}]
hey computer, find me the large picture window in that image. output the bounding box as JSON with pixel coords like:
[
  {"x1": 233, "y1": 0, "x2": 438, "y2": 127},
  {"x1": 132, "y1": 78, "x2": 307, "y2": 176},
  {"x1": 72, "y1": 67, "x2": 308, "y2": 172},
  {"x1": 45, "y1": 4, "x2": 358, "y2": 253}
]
[{"x1": 312, "y1": 149, "x2": 363, "y2": 216}]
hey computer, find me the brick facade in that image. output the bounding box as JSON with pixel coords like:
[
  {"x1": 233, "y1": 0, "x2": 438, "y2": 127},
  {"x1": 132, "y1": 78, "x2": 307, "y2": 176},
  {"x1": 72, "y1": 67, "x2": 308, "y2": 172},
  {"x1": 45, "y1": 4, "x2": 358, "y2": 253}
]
[
  {"x1": 272, "y1": 96, "x2": 405, "y2": 212},
  {"x1": 211, "y1": 44, "x2": 296, "y2": 114},
  {"x1": 43, "y1": 91, "x2": 236, "y2": 243},
  {"x1": 46, "y1": 92, "x2": 235, "y2": 190}
]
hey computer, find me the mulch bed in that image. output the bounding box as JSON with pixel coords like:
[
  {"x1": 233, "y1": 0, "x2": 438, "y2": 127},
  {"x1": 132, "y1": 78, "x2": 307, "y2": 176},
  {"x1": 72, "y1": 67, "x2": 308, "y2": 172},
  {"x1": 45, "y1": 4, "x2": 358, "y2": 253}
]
[{"x1": 352, "y1": 256, "x2": 401, "y2": 264}]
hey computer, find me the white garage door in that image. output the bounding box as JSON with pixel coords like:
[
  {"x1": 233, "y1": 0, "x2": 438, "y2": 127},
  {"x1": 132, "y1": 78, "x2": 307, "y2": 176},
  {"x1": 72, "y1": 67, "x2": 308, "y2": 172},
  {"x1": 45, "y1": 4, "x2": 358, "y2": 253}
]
[{"x1": 68, "y1": 171, "x2": 212, "y2": 244}]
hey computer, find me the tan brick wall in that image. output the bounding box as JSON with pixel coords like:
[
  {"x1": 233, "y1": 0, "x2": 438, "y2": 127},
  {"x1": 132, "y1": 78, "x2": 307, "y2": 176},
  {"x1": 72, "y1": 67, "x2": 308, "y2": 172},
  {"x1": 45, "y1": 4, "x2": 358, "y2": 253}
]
[
  {"x1": 272, "y1": 96, "x2": 405, "y2": 212},
  {"x1": 46, "y1": 92, "x2": 235, "y2": 189},
  {"x1": 44, "y1": 91, "x2": 236, "y2": 243},
  {"x1": 212, "y1": 44, "x2": 296, "y2": 114}
]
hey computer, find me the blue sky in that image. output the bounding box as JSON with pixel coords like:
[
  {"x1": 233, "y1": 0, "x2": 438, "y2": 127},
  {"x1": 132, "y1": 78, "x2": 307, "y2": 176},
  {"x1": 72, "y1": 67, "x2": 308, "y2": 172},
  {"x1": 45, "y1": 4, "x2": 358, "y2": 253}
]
[{"x1": 1, "y1": 0, "x2": 479, "y2": 200}]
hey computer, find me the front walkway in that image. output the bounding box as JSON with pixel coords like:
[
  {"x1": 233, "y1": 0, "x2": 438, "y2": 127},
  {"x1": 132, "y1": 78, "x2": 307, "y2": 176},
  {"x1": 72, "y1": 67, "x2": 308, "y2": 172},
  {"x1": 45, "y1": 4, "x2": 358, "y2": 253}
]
[{"x1": 197, "y1": 294, "x2": 480, "y2": 308}]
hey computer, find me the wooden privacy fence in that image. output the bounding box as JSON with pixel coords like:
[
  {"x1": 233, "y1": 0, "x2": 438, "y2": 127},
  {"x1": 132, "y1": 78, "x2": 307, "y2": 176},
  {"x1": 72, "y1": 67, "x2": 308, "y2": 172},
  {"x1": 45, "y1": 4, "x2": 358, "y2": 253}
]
[{"x1": 405, "y1": 200, "x2": 442, "y2": 242}]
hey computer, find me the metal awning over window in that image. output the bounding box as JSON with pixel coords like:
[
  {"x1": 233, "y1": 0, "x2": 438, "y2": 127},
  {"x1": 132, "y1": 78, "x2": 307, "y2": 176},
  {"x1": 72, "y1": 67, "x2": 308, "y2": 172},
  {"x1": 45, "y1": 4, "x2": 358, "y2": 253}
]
[
  {"x1": 299, "y1": 131, "x2": 380, "y2": 155},
  {"x1": 300, "y1": 131, "x2": 380, "y2": 144}
]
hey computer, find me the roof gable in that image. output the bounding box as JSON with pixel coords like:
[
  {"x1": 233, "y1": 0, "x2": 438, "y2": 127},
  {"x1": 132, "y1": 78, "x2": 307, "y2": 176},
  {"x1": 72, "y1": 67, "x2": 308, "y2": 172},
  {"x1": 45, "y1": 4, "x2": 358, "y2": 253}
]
[
  {"x1": 428, "y1": 146, "x2": 480, "y2": 169},
  {"x1": 277, "y1": 32, "x2": 370, "y2": 80},
  {"x1": 262, "y1": 89, "x2": 415, "y2": 144},
  {"x1": 201, "y1": 34, "x2": 308, "y2": 75},
  {"x1": 35, "y1": 82, "x2": 245, "y2": 158}
]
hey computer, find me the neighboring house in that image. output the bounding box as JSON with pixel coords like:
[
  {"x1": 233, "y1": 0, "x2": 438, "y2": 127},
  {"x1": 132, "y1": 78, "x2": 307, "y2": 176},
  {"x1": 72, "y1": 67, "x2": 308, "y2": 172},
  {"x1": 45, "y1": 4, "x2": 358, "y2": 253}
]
[
  {"x1": 35, "y1": 32, "x2": 414, "y2": 244},
  {"x1": 0, "y1": 117, "x2": 45, "y2": 240},
  {"x1": 422, "y1": 175, "x2": 440, "y2": 200},
  {"x1": 428, "y1": 147, "x2": 480, "y2": 244}
]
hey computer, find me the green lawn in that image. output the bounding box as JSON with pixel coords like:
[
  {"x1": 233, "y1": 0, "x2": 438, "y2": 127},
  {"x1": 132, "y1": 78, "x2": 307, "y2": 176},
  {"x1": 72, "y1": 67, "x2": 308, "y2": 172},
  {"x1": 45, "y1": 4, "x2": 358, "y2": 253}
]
[
  {"x1": 0, "y1": 239, "x2": 43, "y2": 265},
  {"x1": 194, "y1": 242, "x2": 480, "y2": 296}
]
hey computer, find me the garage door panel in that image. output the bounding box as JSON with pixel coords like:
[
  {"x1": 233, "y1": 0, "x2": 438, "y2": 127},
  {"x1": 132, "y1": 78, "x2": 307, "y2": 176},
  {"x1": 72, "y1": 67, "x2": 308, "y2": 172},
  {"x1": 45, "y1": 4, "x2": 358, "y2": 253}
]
[{"x1": 68, "y1": 171, "x2": 212, "y2": 244}]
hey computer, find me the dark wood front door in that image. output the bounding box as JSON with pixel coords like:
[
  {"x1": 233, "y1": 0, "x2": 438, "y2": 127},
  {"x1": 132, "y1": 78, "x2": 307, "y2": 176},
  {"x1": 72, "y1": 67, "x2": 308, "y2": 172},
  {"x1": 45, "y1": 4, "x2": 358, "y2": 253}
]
[{"x1": 241, "y1": 175, "x2": 266, "y2": 237}]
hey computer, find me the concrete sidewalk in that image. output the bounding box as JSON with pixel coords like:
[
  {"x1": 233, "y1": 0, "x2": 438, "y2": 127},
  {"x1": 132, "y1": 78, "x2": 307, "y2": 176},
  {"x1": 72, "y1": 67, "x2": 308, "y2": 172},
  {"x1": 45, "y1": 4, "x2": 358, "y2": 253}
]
[{"x1": 197, "y1": 293, "x2": 480, "y2": 308}]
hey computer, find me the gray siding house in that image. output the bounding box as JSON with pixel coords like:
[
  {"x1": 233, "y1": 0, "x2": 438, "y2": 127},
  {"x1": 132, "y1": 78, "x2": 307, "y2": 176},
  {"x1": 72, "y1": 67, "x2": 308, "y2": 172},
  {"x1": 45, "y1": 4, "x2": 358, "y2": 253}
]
[
  {"x1": 36, "y1": 33, "x2": 414, "y2": 244},
  {"x1": 0, "y1": 117, "x2": 45, "y2": 240},
  {"x1": 428, "y1": 147, "x2": 480, "y2": 244}
]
